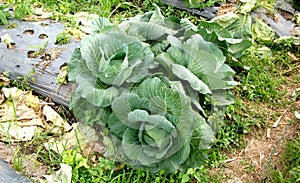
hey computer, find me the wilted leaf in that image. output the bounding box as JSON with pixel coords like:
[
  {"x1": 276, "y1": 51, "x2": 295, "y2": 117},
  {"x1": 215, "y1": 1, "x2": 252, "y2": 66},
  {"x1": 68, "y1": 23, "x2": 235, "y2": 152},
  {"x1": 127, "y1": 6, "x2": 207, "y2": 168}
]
[
  {"x1": 217, "y1": 4, "x2": 237, "y2": 16},
  {"x1": 213, "y1": 12, "x2": 239, "y2": 28},
  {"x1": 0, "y1": 92, "x2": 4, "y2": 104},
  {"x1": 25, "y1": 92, "x2": 40, "y2": 109},
  {"x1": 56, "y1": 65, "x2": 68, "y2": 85},
  {"x1": 252, "y1": 18, "x2": 275, "y2": 43},
  {"x1": 0, "y1": 122, "x2": 38, "y2": 141},
  {"x1": 0, "y1": 86, "x2": 46, "y2": 141},
  {"x1": 2, "y1": 87, "x2": 23, "y2": 100},
  {"x1": 41, "y1": 163, "x2": 72, "y2": 183},
  {"x1": 257, "y1": 46, "x2": 273, "y2": 58},
  {"x1": 43, "y1": 105, "x2": 71, "y2": 132},
  {"x1": 75, "y1": 12, "x2": 99, "y2": 34},
  {"x1": 0, "y1": 75, "x2": 10, "y2": 87},
  {"x1": 1, "y1": 33, "x2": 13, "y2": 45},
  {"x1": 44, "y1": 123, "x2": 99, "y2": 155},
  {"x1": 238, "y1": 0, "x2": 256, "y2": 14}
]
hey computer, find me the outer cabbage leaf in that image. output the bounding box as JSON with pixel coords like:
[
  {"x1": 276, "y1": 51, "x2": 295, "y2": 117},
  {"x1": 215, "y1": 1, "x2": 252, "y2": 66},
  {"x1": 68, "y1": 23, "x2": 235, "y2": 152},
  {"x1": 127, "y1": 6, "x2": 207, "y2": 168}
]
[
  {"x1": 195, "y1": 21, "x2": 252, "y2": 59},
  {"x1": 69, "y1": 91, "x2": 111, "y2": 127},
  {"x1": 225, "y1": 14, "x2": 252, "y2": 39},
  {"x1": 157, "y1": 34, "x2": 236, "y2": 106},
  {"x1": 118, "y1": 5, "x2": 178, "y2": 41},
  {"x1": 90, "y1": 17, "x2": 118, "y2": 34}
]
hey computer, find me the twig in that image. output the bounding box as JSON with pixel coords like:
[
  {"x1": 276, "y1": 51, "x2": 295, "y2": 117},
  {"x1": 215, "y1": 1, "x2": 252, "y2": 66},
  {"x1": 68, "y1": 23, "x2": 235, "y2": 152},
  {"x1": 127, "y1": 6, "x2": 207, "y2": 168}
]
[
  {"x1": 224, "y1": 157, "x2": 240, "y2": 163},
  {"x1": 272, "y1": 103, "x2": 293, "y2": 128}
]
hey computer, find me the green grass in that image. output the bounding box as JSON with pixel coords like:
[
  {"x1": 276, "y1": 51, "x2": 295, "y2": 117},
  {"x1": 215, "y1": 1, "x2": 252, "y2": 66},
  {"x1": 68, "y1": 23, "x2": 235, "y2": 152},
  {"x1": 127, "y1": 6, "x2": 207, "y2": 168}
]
[
  {"x1": 270, "y1": 134, "x2": 300, "y2": 183},
  {"x1": 59, "y1": 148, "x2": 221, "y2": 183}
]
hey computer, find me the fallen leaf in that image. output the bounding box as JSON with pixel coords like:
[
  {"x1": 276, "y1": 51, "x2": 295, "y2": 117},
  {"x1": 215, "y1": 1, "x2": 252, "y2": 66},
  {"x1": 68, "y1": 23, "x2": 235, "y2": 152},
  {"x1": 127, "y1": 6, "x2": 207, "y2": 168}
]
[
  {"x1": 1, "y1": 33, "x2": 13, "y2": 45},
  {"x1": 44, "y1": 123, "x2": 98, "y2": 155},
  {"x1": 217, "y1": 4, "x2": 236, "y2": 16},
  {"x1": 25, "y1": 92, "x2": 40, "y2": 109},
  {"x1": 56, "y1": 65, "x2": 68, "y2": 85},
  {"x1": 0, "y1": 75, "x2": 10, "y2": 87},
  {"x1": 41, "y1": 163, "x2": 72, "y2": 183},
  {"x1": 43, "y1": 105, "x2": 71, "y2": 132},
  {"x1": 287, "y1": 52, "x2": 299, "y2": 62},
  {"x1": 0, "y1": 122, "x2": 38, "y2": 141},
  {"x1": 266, "y1": 128, "x2": 271, "y2": 138},
  {"x1": 0, "y1": 92, "x2": 4, "y2": 104},
  {"x1": 0, "y1": 101, "x2": 43, "y2": 125},
  {"x1": 2, "y1": 87, "x2": 24, "y2": 100},
  {"x1": 0, "y1": 87, "x2": 46, "y2": 141}
]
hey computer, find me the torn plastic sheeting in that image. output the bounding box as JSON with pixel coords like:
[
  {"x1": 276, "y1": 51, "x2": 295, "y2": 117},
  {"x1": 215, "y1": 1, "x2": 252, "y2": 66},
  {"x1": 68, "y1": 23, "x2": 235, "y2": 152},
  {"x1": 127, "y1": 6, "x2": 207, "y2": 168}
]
[
  {"x1": 161, "y1": 0, "x2": 219, "y2": 19},
  {"x1": 162, "y1": 0, "x2": 298, "y2": 37},
  {"x1": 251, "y1": 9, "x2": 297, "y2": 37},
  {"x1": 0, "y1": 20, "x2": 80, "y2": 106}
]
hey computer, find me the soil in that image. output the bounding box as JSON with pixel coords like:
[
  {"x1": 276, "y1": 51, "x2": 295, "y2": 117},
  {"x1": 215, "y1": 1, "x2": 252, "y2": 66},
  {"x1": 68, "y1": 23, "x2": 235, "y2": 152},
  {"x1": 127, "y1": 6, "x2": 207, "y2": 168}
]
[
  {"x1": 209, "y1": 82, "x2": 300, "y2": 182},
  {"x1": 0, "y1": 142, "x2": 47, "y2": 182}
]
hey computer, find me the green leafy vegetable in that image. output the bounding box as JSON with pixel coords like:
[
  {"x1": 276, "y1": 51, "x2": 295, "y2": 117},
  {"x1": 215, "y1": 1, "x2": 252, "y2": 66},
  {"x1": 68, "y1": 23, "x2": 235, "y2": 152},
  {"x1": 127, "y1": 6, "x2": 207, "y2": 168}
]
[
  {"x1": 252, "y1": 18, "x2": 275, "y2": 44},
  {"x1": 68, "y1": 5, "x2": 251, "y2": 173},
  {"x1": 68, "y1": 31, "x2": 155, "y2": 108},
  {"x1": 106, "y1": 77, "x2": 213, "y2": 172}
]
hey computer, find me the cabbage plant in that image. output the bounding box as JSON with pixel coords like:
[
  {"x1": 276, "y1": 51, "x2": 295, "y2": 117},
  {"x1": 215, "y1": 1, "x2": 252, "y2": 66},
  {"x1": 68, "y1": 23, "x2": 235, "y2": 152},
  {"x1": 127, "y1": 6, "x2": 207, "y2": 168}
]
[
  {"x1": 68, "y1": 6, "x2": 251, "y2": 173},
  {"x1": 106, "y1": 77, "x2": 214, "y2": 172},
  {"x1": 68, "y1": 31, "x2": 155, "y2": 108}
]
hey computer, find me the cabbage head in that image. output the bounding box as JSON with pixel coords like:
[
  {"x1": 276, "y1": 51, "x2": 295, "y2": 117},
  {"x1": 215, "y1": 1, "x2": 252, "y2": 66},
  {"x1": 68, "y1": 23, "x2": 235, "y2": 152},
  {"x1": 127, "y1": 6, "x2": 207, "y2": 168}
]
[
  {"x1": 68, "y1": 31, "x2": 155, "y2": 110},
  {"x1": 105, "y1": 76, "x2": 214, "y2": 173}
]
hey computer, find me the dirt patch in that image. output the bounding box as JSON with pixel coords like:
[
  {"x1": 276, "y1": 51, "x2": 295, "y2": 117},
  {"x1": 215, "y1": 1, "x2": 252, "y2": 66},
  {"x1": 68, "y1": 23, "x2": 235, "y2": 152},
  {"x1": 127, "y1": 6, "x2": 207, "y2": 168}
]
[
  {"x1": 0, "y1": 142, "x2": 48, "y2": 181},
  {"x1": 210, "y1": 119, "x2": 299, "y2": 182},
  {"x1": 210, "y1": 80, "x2": 300, "y2": 182}
]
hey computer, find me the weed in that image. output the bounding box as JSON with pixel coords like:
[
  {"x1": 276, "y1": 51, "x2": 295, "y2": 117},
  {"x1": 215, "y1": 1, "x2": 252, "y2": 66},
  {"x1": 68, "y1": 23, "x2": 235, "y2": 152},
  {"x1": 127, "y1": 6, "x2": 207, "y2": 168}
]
[
  {"x1": 236, "y1": 44, "x2": 289, "y2": 102},
  {"x1": 55, "y1": 30, "x2": 70, "y2": 45},
  {"x1": 270, "y1": 134, "x2": 300, "y2": 182},
  {"x1": 14, "y1": 0, "x2": 35, "y2": 20},
  {"x1": 29, "y1": 40, "x2": 49, "y2": 57},
  {"x1": 12, "y1": 144, "x2": 24, "y2": 172},
  {"x1": 11, "y1": 69, "x2": 35, "y2": 91},
  {"x1": 0, "y1": 4, "x2": 9, "y2": 25}
]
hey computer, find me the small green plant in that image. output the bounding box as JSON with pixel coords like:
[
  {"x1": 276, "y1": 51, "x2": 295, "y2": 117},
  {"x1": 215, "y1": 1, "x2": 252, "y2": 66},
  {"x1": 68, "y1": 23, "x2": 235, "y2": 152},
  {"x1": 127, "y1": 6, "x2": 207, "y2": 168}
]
[
  {"x1": 11, "y1": 69, "x2": 35, "y2": 91},
  {"x1": 12, "y1": 144, "x2": 24, "y2": 172},
  {"x1": 13, "y1": 0, "x2": 35, "y2": 20},
  {"x1": 55, "y1": 30, "x2": 70, "y2": 45},
  {"x1": 183, "y1": 0, "x2": 225, "y2": 9},
  {"x1": 0, "y1": 4, "x2": 9, "y2": 25}
]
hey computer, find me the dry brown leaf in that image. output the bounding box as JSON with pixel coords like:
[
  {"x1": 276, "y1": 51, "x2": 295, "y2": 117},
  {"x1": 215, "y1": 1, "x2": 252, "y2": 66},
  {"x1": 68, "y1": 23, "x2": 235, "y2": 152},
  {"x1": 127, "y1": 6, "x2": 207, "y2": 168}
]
[
  {"x1": 0, "y1": 122, "x2": 38, "y2": 141},
  {"x1": 0, "y1": 92, "x2": 5, "y2": 104},
  {"x1": 44, "y1": 123, "x2": 99, "y2": 155},
  {"x1": 0, "y1": 75, "x2": 10, "y2": 87},
  {"x1": 43, "y1": 105, "x2": 71, "y2": 132},
  {"x1": 0, "y1": 87, "x2": 45, "y2": 141}
]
